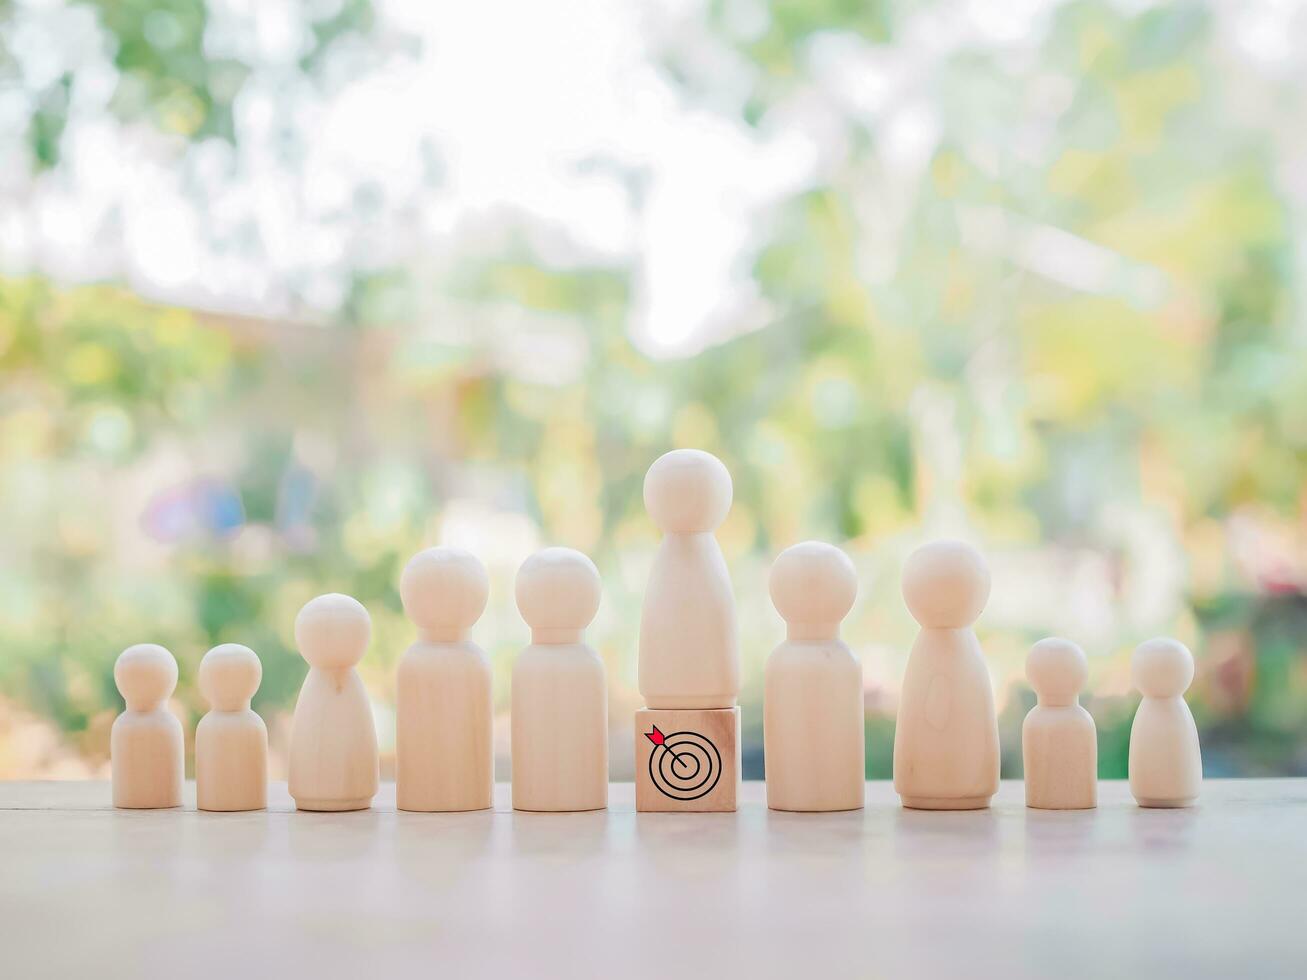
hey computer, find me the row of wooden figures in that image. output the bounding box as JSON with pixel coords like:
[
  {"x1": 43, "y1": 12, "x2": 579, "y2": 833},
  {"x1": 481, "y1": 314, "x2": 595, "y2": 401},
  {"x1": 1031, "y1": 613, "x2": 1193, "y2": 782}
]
[{"x1": 111, "y1": 540, "x2": 1202, "y2": 814}]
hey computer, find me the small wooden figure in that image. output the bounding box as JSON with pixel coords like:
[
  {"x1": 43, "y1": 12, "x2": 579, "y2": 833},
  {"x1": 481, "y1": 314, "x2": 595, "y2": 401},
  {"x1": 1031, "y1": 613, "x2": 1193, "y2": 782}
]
[
  {"x1": 1022, "y1": 637, "x2": 1096, "y2": 810},
  {"x1": 1129, "y1": 637, "x2": 1202, "y2": 808},
  {"x1": 288, "y1": 594, "x2": 379, "y2": 812},
  {"x1": 638, "y1": 449, "x2": 739, "y2": 710},
  {"x1": 196, "y1": 643, "x2": 268, "y2": 812},
  {"x1": 634, "y1": 707, "x2": 740, "y2": 813},
  {"x1": 764, "y1": 541, "x2": 865, "y2": 812},
  {"x1": 111, "y1": 643, "x2": 184, "y2": 809},
  {"x1": 511, "y1": 547, "x2": 607, "y2": 812},
  {"x1": 396, "y1": 547, "x2": 493, "y2": 813},
  {"x1": 892, "y1": 540, "x2": 1000, "y2": 810}
]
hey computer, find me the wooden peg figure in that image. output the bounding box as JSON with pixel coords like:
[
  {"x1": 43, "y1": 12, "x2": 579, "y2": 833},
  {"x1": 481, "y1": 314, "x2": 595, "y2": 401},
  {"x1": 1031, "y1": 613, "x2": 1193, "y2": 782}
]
[
  {"x1": 1022, "y1": 637, "x2": 1096, "y2": 810},
  {"x1": 512, "y1": 547, "x2": 607, "y2": 812},
  {"x1": 1129, "y1": 637, "x2": 1202, "y2": 808},
  {"x1": 196, "y1": 644, "x2": 268, "y2": 812},
  {"x1": 639, "y1": 448, "x2": 739, "y2": 710},
  {"x1": 892, "y1": 540, "x2": 1000, "y2": 810},
  {"x1": 764, "y1": 541, "x2": 865, "y2": 812},
  {"x1": 111, "y1": 643, "x2": 184, "y2": 809},
  {"x1": 396, "y1": 547, "x2": 493, "y2": 812},
  {"x1": 288, "y1": 594, "x2": 379, "y2": 812}
]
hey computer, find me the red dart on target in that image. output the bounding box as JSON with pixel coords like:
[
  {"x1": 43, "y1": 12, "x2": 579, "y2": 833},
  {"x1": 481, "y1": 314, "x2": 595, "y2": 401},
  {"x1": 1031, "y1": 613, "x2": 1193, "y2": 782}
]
[{"x1": 644, "y1": 726, "x2": 691, "y2": 771}]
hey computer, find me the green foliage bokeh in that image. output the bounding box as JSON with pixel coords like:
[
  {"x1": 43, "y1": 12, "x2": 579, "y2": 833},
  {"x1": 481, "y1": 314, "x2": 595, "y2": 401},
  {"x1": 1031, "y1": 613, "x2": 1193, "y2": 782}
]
[{"x1": 1, "y1": 0, "x2": 1305, "y2": 779}]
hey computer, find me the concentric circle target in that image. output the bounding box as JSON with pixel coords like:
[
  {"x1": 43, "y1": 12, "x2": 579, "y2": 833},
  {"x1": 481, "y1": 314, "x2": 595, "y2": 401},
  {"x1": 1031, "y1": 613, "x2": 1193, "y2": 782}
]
[{"x1": 648, "y1": 731, "x2": 722, "y2": 801}]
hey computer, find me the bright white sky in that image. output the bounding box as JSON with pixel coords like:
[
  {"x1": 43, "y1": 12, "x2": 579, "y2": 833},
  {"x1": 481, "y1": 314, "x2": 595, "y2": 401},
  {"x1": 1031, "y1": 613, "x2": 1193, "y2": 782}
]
[
  {"x1": 0, "y1": 0, "x2": 1300, "y2": 355},
  {"x1": 0, "y1": 0, "x2": 828, "y2": 355}
]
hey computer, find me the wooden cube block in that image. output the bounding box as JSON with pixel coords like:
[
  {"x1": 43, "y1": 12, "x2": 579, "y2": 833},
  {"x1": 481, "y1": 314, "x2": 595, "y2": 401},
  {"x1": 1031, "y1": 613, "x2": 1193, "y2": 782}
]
[{"x1": 635, "y1": 707, "x2": 740, "y2": 812}]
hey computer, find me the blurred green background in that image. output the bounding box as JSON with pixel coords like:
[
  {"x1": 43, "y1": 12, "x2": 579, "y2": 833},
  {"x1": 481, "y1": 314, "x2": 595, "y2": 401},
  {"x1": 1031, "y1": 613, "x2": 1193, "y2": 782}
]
[{"x1": 2, "y1": 0, "x2": 1305, "y2": 781}]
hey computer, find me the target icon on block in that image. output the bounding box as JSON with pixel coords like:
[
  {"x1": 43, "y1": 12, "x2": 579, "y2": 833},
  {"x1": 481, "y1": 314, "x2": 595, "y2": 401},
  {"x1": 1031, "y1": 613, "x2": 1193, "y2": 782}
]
[{"x1": 644, "y1": 725, "x2": 723, "y2": 801}]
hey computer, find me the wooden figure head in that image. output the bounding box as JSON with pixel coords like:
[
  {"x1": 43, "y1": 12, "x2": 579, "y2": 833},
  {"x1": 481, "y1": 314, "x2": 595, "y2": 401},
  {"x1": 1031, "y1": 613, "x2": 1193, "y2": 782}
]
[
  {"x1": 1132, "y1": 637, "x2": 1194, "y2": 698},
  {"x1": 515, "y1": 547, "x2": 601, "y2": 641},
  {"x1": 643, "y1": 449, "x2": 732, "y2": 535},
  {"x1": 199, "y1": 643, "x2": 262, "y2": 711},
  {"x1": 294, "y1": 593, "x2": 371, "y2": 670},
  {"x1": 114, "y1": 643, "x2": 178, "y2": 711},
  {"x1": 1026, "y1": 637, "x2": 1087, "y2": 707},
  {"x1": 400, "y1": 547, "x2": 489, "y2": 641},
  {"x1": 768, "y1": 540, "x2": 857, "y2": 639},
  {"x1": 901, "y1": 539, "x2": 990, "y2": 629}
]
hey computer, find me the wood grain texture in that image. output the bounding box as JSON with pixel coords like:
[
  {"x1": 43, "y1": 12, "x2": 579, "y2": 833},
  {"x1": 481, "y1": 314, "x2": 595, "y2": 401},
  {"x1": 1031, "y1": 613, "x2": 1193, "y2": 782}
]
[
  {"x1": 1022, "y1": 705, "x2": 1097, "y2": 810},
  {"x1": 764, "y1": 642, "x2": 864, "y2": 812},
  {"x1": 110, "y1": 710, "x2": 183, "y2": 809},
  {"x1": 1, "y1": 780, "x2": 1304, "y2": 980},
  {"x1": 1129, "y1": 697, "x2": 1202, "y2": 807},
  {"x1": 287, "y1": 668, "x2": 379, "y2": 811},
  {"x1": 196, "y1": 712, "x2": 268, "y2": 812},
  {"x1": 634, "y1": 707, "x2": 740, "y2": 811},
  {"x1": 892, "y1": 628, "x2": 1000, "y2": 809},
  {"x1": 511, "y1": 644, "x2": 607, "y2": 812},
  {"x1": 395, "y1": 641, "x2": 494, "y2": 812}
]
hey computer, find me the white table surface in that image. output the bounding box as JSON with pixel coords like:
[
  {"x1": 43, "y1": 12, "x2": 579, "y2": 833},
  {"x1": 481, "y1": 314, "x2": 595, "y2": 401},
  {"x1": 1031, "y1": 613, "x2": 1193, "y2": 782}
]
[{"x1": 1, "y1": 779, "x2": 1304, "y2": 979}]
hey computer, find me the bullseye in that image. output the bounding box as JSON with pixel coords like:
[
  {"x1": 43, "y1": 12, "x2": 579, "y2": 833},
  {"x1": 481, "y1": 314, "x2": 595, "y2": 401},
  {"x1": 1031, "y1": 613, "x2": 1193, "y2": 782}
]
[{"x1": 645, "y1": 726, "x2": 722, "y2": 801}]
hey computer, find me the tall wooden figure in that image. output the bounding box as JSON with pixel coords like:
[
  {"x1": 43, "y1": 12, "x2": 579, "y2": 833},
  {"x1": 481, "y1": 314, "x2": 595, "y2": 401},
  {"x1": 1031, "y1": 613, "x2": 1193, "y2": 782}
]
[
  {"x1": 196, "y1": 643, "x2": 268, "y2": 812},
  {"x1": 512, "y1": 547, "x2": 607, "y2": 812},
  {"x1": 893, "y1": 540, "x2": 1000, "y2": 810},
  {"x1": 288, "y1": 594, "x2": 379, "y2": 812},
  {"x1": 1022, "y1": 637, "x2": 1096, "y2": 810},
  {"x1": 111, "y1": 643, "x2": 184, "y2": 809},
  {"x1": 635, "y1": 449, "x2": 741, "y2": 812},
  {"x1": 396, "y1": 547, "x2": 493, "y2": 812},
  {"x1": 764, "y1": 541, "x2": 865, "y2": 812},
  {"x1": 1129, "y1": 637, "x2": 1201, "y2": 808}
]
